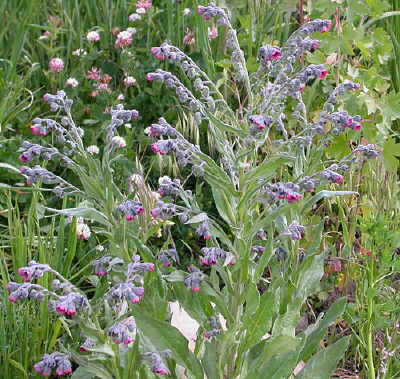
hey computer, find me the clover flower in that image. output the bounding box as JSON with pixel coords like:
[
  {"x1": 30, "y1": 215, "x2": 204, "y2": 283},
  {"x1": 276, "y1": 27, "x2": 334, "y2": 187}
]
[
  {"x1": 87, "y1": 30, "x2": 100, "y2": 42},
  {"x1": 86, "y1": 145, "x2": 99, "y2": 155},
  {"x1": 116, "y1": 199, "x2": 144, "y2": 221},
  {"x1": 33, "y1": 352, "x2": 72, "y2": 377},
  {"x1": 65, "y1": 77, "x2": 79, "y2": 88},
  {"x1": 86, "y1": 67, "x2": 101, "y2": 81},
  {"x1": 111, "y1": 136, "x2": 127, "y2": 148},
  {"x1": 115, "y1": 29, "x2": 135, "y2": 48},
  {"x1": 281, "y1": 221, "x2": 305, "y2": 241},
  {"x1": 48, "y1": 57, "x2": 64, "y2": 73},
  {"x1": 208, "y1": 26, "x2": 218, "y2": 40},
  {"x1": 123, "y1": 76, "x2": 137, "y2": 87},
  {"x1": 136, "y1": 0, "x2": 152, "y2": 9},
  {"x1": 76, "y1": 222, "x2": 91, "y2": 240},
  {"x1": 183, "y1": 29, "x2": 195, "y2": 46},
  {"x1": 108, "y1": 317, "x2": 136, "y2": 344}
]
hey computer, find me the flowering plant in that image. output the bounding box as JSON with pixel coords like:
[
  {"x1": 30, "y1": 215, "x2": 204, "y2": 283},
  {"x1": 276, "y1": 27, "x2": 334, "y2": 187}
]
[{"x1": 6, "y1": 2, "x2": 381, "y2": 378}]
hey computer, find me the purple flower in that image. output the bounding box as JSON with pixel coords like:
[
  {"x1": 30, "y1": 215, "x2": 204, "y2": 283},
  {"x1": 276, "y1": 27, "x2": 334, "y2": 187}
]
[
  {"x1": 33, "y1": 352, "x2": 72, "y2": 377},
  {"x1": 281, "y1": 221, "x2": 305, "y2": 241},
  {"x1": 108, "y1": 317, "x2": 136, "y2": 344}
]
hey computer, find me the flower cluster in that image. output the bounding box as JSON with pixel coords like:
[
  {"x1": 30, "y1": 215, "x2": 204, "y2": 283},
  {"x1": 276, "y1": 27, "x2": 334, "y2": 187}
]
[
  {"x1": 259, "y1": 182, "x2": 302, "y2": 204},
  {"x1": 157, "y1": 176, "x2": 182, "y2": 197},
  {"x1": 92, "y1": 256, "x2": 123, "y2": 277},
  {"x1": 106, "y1": 103, "x2": 139, "y2": 140},
  {"x1": 157, "y1": 248, "x2": 179, "y2": 267},
  {"x1": 34, "y1": 352, "x2": 72, "y2": 377},
  {"x1": 281, "y1": 221, "x2": 305, "y2": 241},
  {"x1": 51, "y1": 292, "x2": 89, "y2": 317},
  {"x1": 144, "y1": 117, "x2": 177, "y2": 137},
  {"x1": 204, "y1": 316, "x2": 221, "y2": 339},
  {"x1": 197, "y1": 3, "x2": 229, "y2": 26},
  {"x1": 16, "y1": 260, "x2": 50, "y2": 282},
  {"x1": 7, "y1": 282, "x2": 46, "y2": 303},
  {"x1": 108, "y1": 317, "x2": 136, "y2": 344},
  {"x1": 115, "y1": 28, "x2": 136, "y2": 48},
  {"x1": 200, "y1": 247, "x2": 236, "y2": 266},
  {"x1": 127, "y1": 255, "x2": 155, "y2": 277},
  {"x1": 107, "y1": 282, "x2": 145, "y2": 304},
  {"x1": 19, "y1": 165, "x2": 64, "y2": 186},
  {"x1": 116, "y1": 199, "x2": 145, "y2": 221},
  {"x1": 143, "y1": 350, "x2": 171, "y2": 376},
  {"x1": 150, "y1": 200, "x2": 178, "y2": 219},
  {"x1": 76, "y1": 218, "x2": 91, "y2": 240},
  {"x1": 196, "y1": 222, "x2": 212, "y2": 240},
  {"x1": 184, "y1": 265, "x2": 204, "y2": 292}
]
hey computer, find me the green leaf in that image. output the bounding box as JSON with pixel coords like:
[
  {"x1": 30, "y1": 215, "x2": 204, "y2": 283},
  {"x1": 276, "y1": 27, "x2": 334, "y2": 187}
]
[
  {"x1": 71, "y1": 367, "x2": 95, "y2": 379},
  {"x1": 297, "y1": 337, "x2": 350, "y2": 379},
  {"x1": 245, "y1": 336, "x2": 303, "y2": 378},
  {"x1": 242, "y1": 290, "x2": 276, "y2": 351},
  {"x1": 185, "y1": 213, "x2": 209, "y2": 224},
  {"x1": 7, "y1": 359, "x2": 27, "y2": 378},
  {"x1": 45, "y1": 207, "x2": 111, "y2": 227},
  {"x1": 299, "y1": 297, "x2": 347, "y2": 361},
  {"x1": 132, "y1": 310, "x2": 204, "y2": 379},
  {"x1": 202, "y1": 341, "x2": 219, "y2": 379},
  {"x1": 302, "y1": 191, "x2": 357, "y2": 213}
]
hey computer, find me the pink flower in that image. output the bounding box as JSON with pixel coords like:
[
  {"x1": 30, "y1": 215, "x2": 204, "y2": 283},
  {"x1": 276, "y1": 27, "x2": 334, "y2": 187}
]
[
  {"x1": 320, "y1": 20, "x2": 332, "y2": 33},
  {"x1": 191, "y1": 287, "x2": 200, "y2": 292},
  {"x1": 65, "y1": 77, "x2": 79, "y2": 88},
  {"x1": 319, "y1": 69, "x2": 328, "y2": 79},
  {"x1": 86, "y1": 67, "x2": 101, "y2": 81},
  {"x1": 123, "y1": 76, "x2": 137, "y2": 87},
  {"x1": 112, "y1": 136, "x2": 127, "y2": 148},
  {"x1": 48, "y1": 58, "x2": 64, "y2": 73},
  {"x1": 87, "y1": 30, "x2": 100, "y2": 42},
  {"x1": 150, "y1": 47, "x2": 165, "y2": 60},
  {"x1": 136, "y1": 0, "x2": 152, "y2": 9},
  {"x1": 183, "y1": 29, "x2": 195, "y2": 46},
  {"x1": 208, "y1": 26, "x2": 218, "y2": 40},
  {"x1": 115, "y1": 30, "x2": 134, "y2": 48}
]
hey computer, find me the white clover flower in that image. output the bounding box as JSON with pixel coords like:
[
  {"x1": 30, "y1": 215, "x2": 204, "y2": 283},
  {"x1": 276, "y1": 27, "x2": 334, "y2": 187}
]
[
  {"x1": 65, "y1": 77, "x2": 79, "y2": 88},
  {"x1": 96, "y1": 245, "x2": 105, "y2": 252},
  {"x1": 136, "y1": 7, "x2": 146, "y2": 14},
  {"x1": 183, "y1": 8, "x2": 191, "y2": 16},
  {"x1": 111, "y1": 136, "x2": 127, "y2": 148},
  {"x1": 87, "y1": 30, "x2": 101, "y2": 42},
  {"x1": 129, "y1": 13, "x2": 142, "y2": 22},
  {"x1": 123, "y1": 76, "x2": 137, "y2": 87},
  {"x1": 76, "y1": 223, "x2": 91, "y2": 240},
  {"x1": 124, "y1": 123, "x2": 132, "y2": 129},
  {"x1": 72, "y1": 48, "x2": 87, "y2": 57},
  {"x1": 86, "y1": 145, "x2": 99, "y2": 155},
  {"x1": 117, "y1": 94, "x2": 125, "y2": 101}
]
